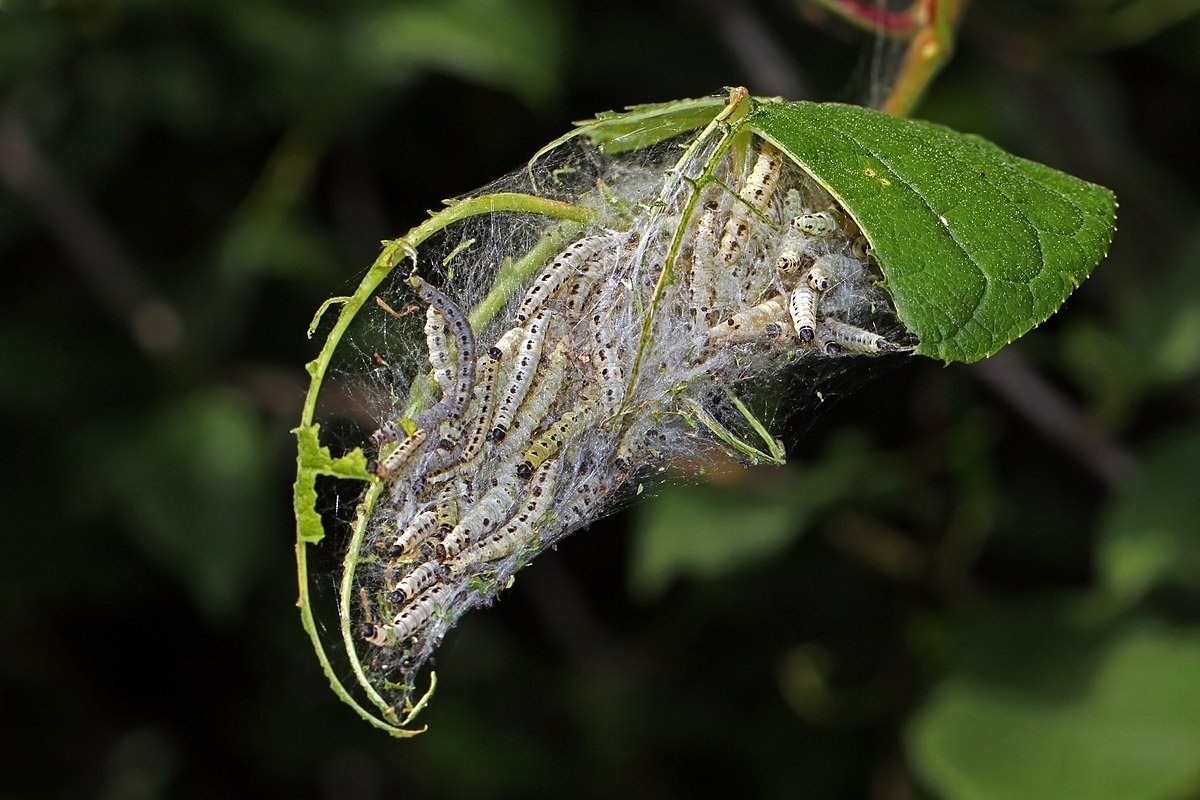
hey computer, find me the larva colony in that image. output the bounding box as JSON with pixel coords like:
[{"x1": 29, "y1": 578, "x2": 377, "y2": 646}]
[{"x1": 345, "y1": 127, "x2": 913, "y2": 711}]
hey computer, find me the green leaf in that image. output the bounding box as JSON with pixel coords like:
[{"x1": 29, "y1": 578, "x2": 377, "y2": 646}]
[
  {"x1": 747, "y1": 100, "x2": 1117, "y2": 363},
  {"x1": 908, "y1": 605, "x2": 1200, "y2": 800},
  {"x1": 1098, "y1": 428, "x2": 1200, "y2": 604}
]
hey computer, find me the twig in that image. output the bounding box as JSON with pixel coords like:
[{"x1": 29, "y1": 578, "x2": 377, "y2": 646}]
[
  {"x1": 971, "y1": 350, "x2": 1136, "y2": 488},
  {"x1": 0, "y1": 111, "x2": 183, "y2": 358},
  {"x1": 810, "y1": 0, "x2": 966, "y2": 115}
]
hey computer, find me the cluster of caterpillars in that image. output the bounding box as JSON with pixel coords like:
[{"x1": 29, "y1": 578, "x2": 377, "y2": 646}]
[
  {"x1": 354, "y1": 136, "x2": 911, "y2": 692},
  {"x1": 360, "y1": 231, "x2": 627, "y2": 649},
  {"x1": 690, "y1": 142, "x2": 908, "y2": 355}
]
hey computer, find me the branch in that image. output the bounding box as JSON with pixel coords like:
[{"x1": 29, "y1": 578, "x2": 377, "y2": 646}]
[
  {"x1": 0, "y1": 111, "x2": 183, "y2": 358},
  {"x1": 971, "y1": 350, "x2": 1136, "y2": 489}
]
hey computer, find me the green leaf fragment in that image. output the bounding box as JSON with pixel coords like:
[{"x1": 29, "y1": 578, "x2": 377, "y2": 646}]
[
  {"x1": 683, "y1": 398, "x2": 786, "y2": 467},
  {"x1": 536, "y1": 95, "x2": 729, "y2": 160},
  {"x1": 293, "y1": 423, "x2": 373, "y2": 545},
  {"x1": 580, "y1": 96, "x2": 730, "y2": 153},
  {"x1": 307, "y1": 296, "x2": 350, "y2": 338}
]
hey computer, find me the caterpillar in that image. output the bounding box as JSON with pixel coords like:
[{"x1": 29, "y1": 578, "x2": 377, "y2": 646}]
[
  {"x1": 437, "y1": 473, "x2": 522, "y2": 560},
  {"x1": 516, "y1": 405, "x2": 588, "y2": 479},
  {"x1": 515, "y1": 232, "x2": 617, "y2": 324},
  {"x1": 489, "y1": 310, "x2": 552, "y2": 442},
  {"x1": 363, "y1": 583, "x2": 455, "y2": 646},
  {"x1": 792, "y1": 210, "x2": 839, "y2": 237},
  {"x1": 444, "y1": 458, "x2": 561, "y2": 576}
]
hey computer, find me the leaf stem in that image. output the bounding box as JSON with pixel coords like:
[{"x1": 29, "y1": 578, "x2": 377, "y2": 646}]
[
  {"x1": 624, "y1": 87, "x2": 749, "y2": 410},
  {"x1": 811, "y1": 0, "x2": 965, "y2": 117}
]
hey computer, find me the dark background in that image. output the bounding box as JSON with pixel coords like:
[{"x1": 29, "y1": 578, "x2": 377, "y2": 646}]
[{"x1": 3, "y1": 1, "x2": 1199, "y2": 798}]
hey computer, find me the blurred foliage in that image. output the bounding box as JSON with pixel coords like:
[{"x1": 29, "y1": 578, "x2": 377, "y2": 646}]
[
  {"x1": 1098, "y1": 428, "x2": 1200, "y2": 604},
  {"x1": 1, "y1": 0, "x2": 1198, "y2": 798},
  {"x1": 909, "y1": 603, "x2": 1200, "y2": 800}
]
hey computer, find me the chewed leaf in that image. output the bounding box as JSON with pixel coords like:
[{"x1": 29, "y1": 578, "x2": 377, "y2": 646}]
[
  {"x1": 747, "y1": 100, "x2": 1117, "y2": 363},
  {"x1": 293, "y1": 422, "x2": 373, "y2": 545},
  {"x1": 560, "y1": 95, "x2": 729, "y2": 155}
]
